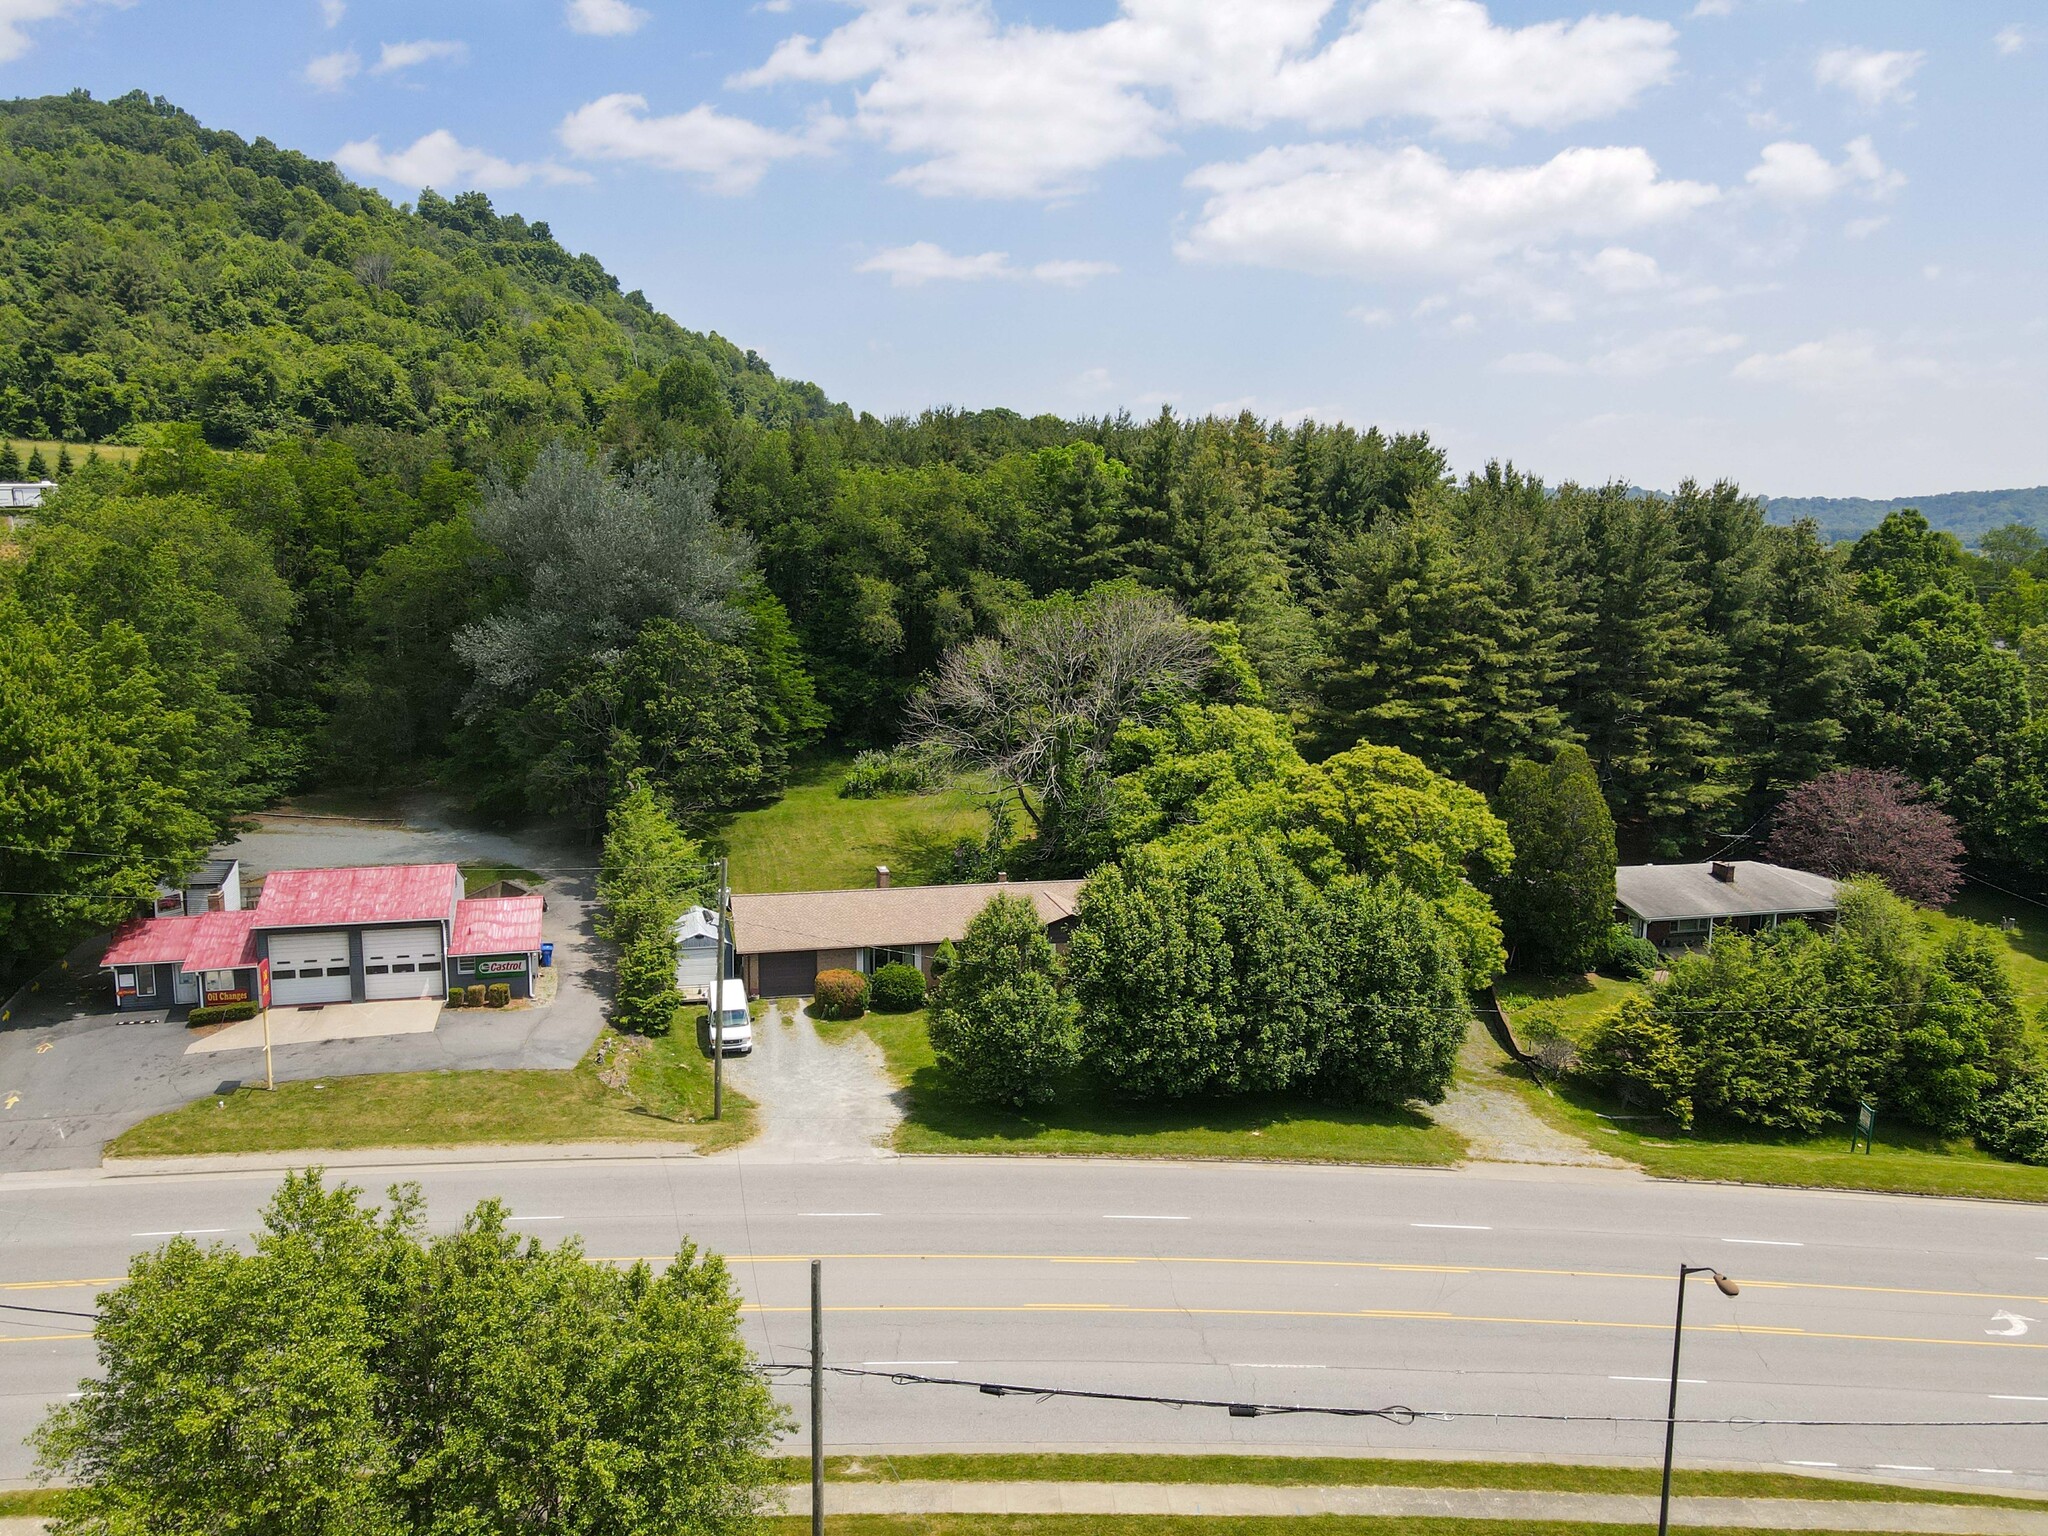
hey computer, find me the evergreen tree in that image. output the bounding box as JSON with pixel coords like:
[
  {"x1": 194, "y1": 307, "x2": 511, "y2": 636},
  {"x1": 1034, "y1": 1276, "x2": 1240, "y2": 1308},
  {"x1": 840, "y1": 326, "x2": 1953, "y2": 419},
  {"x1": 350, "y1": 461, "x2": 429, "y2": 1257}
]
[
  {"x1": 1738, "y1": 521, "x2": 1865, "y2": 798},
  {"x1": 1491, "y1": 744, "x2": 1618, "y2": 974},
  {"x1": 928, "y1": 892, "x2": 1079, "y2": 1106},
  {"x1": 0, "y1": 440, "x2": 21, "y2": 479},
  {"x1": 55, "y1": 443, "x2": 72, "y2": 476},
  {"x1": 24, "y1": 445, "x2": 48, "y2": 479}
]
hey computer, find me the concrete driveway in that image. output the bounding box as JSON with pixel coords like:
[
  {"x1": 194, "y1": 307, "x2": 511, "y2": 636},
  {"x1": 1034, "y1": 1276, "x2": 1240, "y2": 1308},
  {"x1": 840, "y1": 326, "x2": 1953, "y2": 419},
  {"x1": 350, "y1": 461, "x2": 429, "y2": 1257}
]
[
  {"x1": 185, "y1": 998, "x2": 443, "y2": 1054},
  {"x1": 0, "y1": 796, "x2": 607, "y2": 1172}
]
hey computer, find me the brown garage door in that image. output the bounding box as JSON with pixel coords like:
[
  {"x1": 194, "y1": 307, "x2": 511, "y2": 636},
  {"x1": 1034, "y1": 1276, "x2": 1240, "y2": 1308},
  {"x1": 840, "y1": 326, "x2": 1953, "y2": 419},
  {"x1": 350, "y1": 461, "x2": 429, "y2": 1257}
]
[{"x1": 756, "y1": 950, "x2": 818, "y2": 997}]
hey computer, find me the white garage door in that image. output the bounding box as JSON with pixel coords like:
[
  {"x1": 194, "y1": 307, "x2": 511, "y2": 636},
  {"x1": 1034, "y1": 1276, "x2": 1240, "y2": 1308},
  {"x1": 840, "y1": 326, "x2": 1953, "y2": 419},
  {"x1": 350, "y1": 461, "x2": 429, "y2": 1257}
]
[
  {"x1": 268, "y1": 930, "x2": 351, "y2": 1005},
  {"x1": 363, "y1": 925, "x2": 444, "y2": 1000}
]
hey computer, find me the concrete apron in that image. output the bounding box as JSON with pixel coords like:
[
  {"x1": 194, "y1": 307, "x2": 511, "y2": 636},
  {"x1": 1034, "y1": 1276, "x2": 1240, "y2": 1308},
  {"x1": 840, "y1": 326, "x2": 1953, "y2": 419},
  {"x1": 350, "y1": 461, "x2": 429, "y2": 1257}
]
[
  {"x1": 183, "y1": 997, "x2": 442, "y2": 1054},
  {"x1": 779, "y1": 1480, "x2": 2048, "y2": 1532}
]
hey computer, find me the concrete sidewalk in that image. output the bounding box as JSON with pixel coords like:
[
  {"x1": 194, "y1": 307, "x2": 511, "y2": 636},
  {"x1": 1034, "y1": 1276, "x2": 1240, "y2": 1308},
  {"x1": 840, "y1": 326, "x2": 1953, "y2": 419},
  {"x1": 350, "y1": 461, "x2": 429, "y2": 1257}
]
[{"x1": 780, "y1": 1480, "x2": 2048, "y2": 1531}]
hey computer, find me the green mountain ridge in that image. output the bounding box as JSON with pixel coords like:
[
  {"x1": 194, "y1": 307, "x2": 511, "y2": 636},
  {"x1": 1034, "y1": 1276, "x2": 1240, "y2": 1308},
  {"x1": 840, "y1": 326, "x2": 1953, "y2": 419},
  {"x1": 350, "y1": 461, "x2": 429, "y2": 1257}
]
[
  {"x1": 0, "y1": 88, "x2": 841, "y2": 448},
  {"x1": 1762, "y1": 486, "x2": 2048, "y2": 545}
]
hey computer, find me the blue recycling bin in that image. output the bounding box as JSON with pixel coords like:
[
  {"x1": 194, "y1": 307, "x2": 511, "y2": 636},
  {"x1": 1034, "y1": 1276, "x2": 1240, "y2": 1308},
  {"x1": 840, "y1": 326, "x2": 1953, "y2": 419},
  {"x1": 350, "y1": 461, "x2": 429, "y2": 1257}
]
[{"x1": 540, "y1": 941, "x2": 554, "y2": 968}]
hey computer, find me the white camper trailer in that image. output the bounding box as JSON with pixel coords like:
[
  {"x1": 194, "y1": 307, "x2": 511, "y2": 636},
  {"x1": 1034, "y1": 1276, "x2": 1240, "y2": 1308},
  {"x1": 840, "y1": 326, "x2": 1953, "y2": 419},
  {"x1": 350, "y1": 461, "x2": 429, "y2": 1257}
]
[{"x1": 673, "y1": 905, "x2": 723, "y2": 1000}]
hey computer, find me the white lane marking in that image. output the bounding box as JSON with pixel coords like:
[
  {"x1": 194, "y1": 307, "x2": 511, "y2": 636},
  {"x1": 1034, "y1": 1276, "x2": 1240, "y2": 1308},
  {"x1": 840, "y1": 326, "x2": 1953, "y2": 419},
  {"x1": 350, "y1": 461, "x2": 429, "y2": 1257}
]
[
  {"x1": 131, "y1": 1228, "x2": 226, "y2": 1237},
  {"x1": 1102, "y1": 1214, "x2": 1188, "y2": 1221},
  {"x1": 1723, "y1": 1238, "x2": 1803, "y2": 1247},
  {"x1": 1611, "y1": 1375, "x2": 1704, "y2": 1384},
  {"x1": 1412, "y1": 1223, "x2": 1492, "y2": 1231},
  {"x1": 1784, "y1": 1460, "x2": 1837, "y2": 1468},
  {"x1": 801, "y1": 1212, "x2": 882, "y2": 1218},
  {"x1": 1990, "y1": 1394, "x2": 2048, "y2": 1402},
  {"x1": 1987, "y1": 1311, "x2": 2035, "y2": 1337},
  {"x1": 1234, "y1": 1363, "x2": 1326, "y2": 1370},
  {"x1": 1974, "y1": 1469, "x2": 2017, "y2": 1475},
  {"x1": 1876, "y1": 1465, "x2": 1934, "y2": 1472},
  {"x1": 862, "y1": 1360, "x2": 957, "y2": 1367},
  {"x1": 508, "y1": 1216, "x2": 562, "y2": 1223}
]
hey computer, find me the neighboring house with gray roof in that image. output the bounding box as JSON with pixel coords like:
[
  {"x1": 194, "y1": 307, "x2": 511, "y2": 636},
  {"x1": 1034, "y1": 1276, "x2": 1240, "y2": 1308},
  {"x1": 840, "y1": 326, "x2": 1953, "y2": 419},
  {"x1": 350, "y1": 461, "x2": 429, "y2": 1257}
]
[
  {"x1": 1615, "y1": 859, "x2": 1839, "y2": 949},
  {"x1": 730, "y1": 866, "x2": 1084, "y2": 997}
]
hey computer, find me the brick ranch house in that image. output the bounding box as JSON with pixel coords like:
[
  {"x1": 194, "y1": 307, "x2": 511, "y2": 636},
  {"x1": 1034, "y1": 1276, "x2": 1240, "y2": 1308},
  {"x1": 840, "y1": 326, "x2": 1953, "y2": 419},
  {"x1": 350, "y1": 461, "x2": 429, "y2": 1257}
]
[
  {"x1": 1615, "y1": 859, "x2": 1839, "y2": 950},
  {"x1": 730, "y1": 867, "x2": 1083, "y2": 998}
]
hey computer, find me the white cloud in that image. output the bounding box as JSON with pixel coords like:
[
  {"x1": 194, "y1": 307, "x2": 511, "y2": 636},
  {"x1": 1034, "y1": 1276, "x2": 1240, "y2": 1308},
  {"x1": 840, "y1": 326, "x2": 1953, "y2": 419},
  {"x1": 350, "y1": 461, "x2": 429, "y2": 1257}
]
[
  {"x1": 1814, "y1": 46, "x2": 1924, "y2": 108},
  {"x1": 373, "y1": 38, "x2": 468, "y2": 74},
  {"x1": 855, "y1": 241, "x2": 1117, "y2": 286},
  {"x1": 1493, "y1": 350, "x2": 1576, "y2": 374},
  {"x1": 1177, "y1": 142, "x2": 1718, "y2": 279},
  {"x1": 566, "y1": 0, "x2": 646, "y2": 36},
  {"x1": 1577, "y1": 245, "x2": 1665, "y2": 293},
  {"x1": 303, "y1": 48, "x2": 359, "y2": 91},
  {"x1": 1072, "y1": 366, "x2": 1114, "y2": 394},
  {"x1": 318, "y1": 0, "x2": 345, "y2": 25},
  {"x1": 1349, "y1": 305, "x2": 1393, "y2": 326},
  {"x1": 0, "y1": 0, "x2": 125, "y2": 62},
  {"x1": 1995, "y1": 24, "x2": 2031, "y2": 56},
  {"x1": 557, "y1": 93, "x2": 830, "y2": 192},
  {"x1": 734, "y1": 0, "x2": 1677, "y2": 200},
  {"x1": 1732, "y1": 332, "x2": 1947, "y2": 392},
  {"x1": 1843, "y1": 214, "x2": 1890, "y2": 239},
  {"x1": 334, "y1": 130, "x2": 582, "y2": 193},
  {"x1": 1588, "y1": 325, "x2": 1743, "y2": 376},
  {"x1": 1689, "y1": 0, "x2": 1734, "y2": 15},
  {"x1": 1746, "y1": 136, "x2": 1902, "y2": 202}
]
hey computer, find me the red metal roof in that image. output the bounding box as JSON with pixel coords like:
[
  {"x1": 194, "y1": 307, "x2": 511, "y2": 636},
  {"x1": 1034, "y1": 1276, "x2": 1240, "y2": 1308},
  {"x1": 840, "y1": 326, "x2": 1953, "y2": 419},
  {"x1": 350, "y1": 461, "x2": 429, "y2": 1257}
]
[
  {"x1": 100, "y1": 910, "x2": 259, "y2": 971},
  {"x1": 102, "y1": 914, "x2": 203, "y2": 968},
  {"x1": 450, "y1": 895, "x2": 543, "y2": 957},
  {"x1": 254, "y1": 863, "x2": 461, "y2": 928},
  {"x1": 185, "y1": 910, "x2": 261, "y2": 971}
]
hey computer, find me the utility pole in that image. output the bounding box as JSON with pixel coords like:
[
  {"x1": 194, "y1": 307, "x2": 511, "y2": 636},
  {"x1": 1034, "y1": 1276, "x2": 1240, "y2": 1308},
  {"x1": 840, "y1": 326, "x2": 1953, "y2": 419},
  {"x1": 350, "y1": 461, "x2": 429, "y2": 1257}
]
[
  {"x1": 810, "y1": 1258, "x2": 825, "y2": 1536},
  {"x1": 712, "y1": 856, "x2": 729, "y2": 1121}
]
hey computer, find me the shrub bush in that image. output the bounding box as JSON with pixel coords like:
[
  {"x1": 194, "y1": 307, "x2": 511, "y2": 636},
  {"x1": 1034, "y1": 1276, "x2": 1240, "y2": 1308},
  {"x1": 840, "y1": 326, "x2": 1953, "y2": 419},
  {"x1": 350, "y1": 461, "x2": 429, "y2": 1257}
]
[
  {"x1": 928, "y1": 893, "x2": 1078, "y2": 1106},
  {"x1": 869, "y1": 962, "x2": 928, "y2": 1012},
  {"x1": 1977, "y1": 1071, "x2": 2048, "y2": 1166},
  {"x1": 447, "y1": 986, "x2": 465, "y2": 1007},
  {"x1": 486, "y1": 982, "x2": 511, "y2": 1008},
  {"x1": 464, "y1": 984, "x2": 488, "y2": 1009},
  {"x1": 612, "y1": 930, "x2": 681, "y2": 1035},
  {"x1": 811, "y1": 968, "x2": 869, "y2": 1020},
  {"x1": 838, "y1": 744, "x2": 950, "y2": 799},
  {"x1": 187, "y1": 1001, "x2": 259, "y2": 1027},
  {"x1": 1598, "y1": 926, "x2": 1660, "y2": 981}
]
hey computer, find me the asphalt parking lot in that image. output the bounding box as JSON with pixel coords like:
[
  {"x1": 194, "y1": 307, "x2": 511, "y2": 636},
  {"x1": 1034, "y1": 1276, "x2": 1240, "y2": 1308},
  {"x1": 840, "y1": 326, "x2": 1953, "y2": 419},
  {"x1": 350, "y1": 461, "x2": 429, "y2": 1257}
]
[{"x1": 0, "y1": 798, "x2": 606, "y2": 1172}]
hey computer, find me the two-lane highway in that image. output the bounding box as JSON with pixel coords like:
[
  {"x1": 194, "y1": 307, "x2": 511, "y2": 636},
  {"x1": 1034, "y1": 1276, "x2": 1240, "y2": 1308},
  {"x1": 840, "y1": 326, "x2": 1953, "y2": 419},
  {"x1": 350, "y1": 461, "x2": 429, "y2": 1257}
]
[{"x1": 5, "y1": 1154, "x2": 2047, "y2": 1490}]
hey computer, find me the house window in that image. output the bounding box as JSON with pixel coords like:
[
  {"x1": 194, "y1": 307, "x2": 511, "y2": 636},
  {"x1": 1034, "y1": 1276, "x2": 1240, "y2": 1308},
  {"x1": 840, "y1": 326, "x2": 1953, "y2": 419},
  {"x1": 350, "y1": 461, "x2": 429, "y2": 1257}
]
[
  {"x1": 132, "y1": 967, "x2": 156, "y2": 998},
  {"x1": 863, "y1": 945, "x2": 917, "y2": 973},
  {"x1": 1670, "y1": 917, "x2": 1712, "y2": 936},
  {"x1": 454, "y1": 957, "x2": 474, "y2": 975}
]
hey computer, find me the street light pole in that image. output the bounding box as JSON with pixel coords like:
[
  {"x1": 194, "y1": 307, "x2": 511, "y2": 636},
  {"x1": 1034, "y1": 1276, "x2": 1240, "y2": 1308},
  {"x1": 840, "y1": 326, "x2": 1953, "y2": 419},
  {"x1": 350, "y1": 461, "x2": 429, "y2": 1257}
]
[
  {"x1": 1659, "y1": 1264, "x2": 1739, "y2": 1536},
  {"x1": 711, "y1": 856, "x2": 728, "y2": 1122}
]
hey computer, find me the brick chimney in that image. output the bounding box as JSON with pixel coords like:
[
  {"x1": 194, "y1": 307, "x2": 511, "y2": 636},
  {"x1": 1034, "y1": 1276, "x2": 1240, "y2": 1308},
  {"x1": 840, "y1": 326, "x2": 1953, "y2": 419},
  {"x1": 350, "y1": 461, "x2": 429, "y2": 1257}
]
[
  {"x1": 874, "y1": 865, "x2": 891, "y2": 889},
  {"x1": 1710, "y1": 860, "x2": 1736, "y2": 883}
]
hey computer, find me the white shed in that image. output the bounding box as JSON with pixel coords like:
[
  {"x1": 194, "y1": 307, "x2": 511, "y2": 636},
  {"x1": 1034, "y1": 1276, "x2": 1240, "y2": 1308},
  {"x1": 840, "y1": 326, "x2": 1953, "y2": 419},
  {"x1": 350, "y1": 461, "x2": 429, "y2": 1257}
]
[{"x1": 673, "y1": 905, "x2": 723, "y2": 1000}]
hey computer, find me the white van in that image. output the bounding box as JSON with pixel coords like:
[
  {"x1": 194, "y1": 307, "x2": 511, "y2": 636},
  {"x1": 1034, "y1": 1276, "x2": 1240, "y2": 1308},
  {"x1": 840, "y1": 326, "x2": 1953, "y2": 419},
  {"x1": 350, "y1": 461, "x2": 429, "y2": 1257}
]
[{"x1": 700, "y1": 980, "x2": 752, "y2": 1056}]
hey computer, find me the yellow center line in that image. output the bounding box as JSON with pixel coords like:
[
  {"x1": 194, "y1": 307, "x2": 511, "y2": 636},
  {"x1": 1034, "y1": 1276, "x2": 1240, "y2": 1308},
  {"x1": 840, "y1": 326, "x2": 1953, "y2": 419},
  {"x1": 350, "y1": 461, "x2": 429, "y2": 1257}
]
[
  {"x1": 734, "y1": 1301, "x2": 2048, "y2": 1351},
  {"x1": 0, "y1": 1279, "x2": 118, "y2": 1292},
  {"x1": 0, "y1": 1332, "x2": 91, "y2": 1344},
  {"x1": 605, "y1": 1252, "x2": 2048, "y2": 1308}
]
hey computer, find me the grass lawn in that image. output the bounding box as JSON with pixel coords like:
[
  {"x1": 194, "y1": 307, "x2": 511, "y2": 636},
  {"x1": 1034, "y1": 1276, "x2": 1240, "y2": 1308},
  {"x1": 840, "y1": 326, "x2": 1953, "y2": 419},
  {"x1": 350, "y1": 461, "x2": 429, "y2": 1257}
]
[
  {"x1": 105, "y1": 1028, "x2": 753, "y2": 1158},
  {"x1": 816, "y1": 1008, "x2": 1465, "y2": 1166},
  {"x1": 2, "y1": 438, "x2": 142, "y2": 466},
  {"x1": 765, "y1": 1454, "x2": 2040, "y2": 1509},
  {"x1": 1493, "y1": 973, "x2": 1644, "y2": 1050},
  {"x1": 1482, "y1": 1048, "x2": 2048, "y2": 1202},
  {"x1": 720, "y1": 756, "x2": 994, "y2": 893},
  {"x1": 767, "y1": 1519, "x2": 1969, "y2": 1535},
  {"x1": 0, "y1": 1491, "x2": 65, "y2": 1515},
  {"x1": 1921, "y1": 886, "x2": 2048, "y2": 1019},
  {"x1": 460, "y1": 862, "x2": 544, "y2": 894}
]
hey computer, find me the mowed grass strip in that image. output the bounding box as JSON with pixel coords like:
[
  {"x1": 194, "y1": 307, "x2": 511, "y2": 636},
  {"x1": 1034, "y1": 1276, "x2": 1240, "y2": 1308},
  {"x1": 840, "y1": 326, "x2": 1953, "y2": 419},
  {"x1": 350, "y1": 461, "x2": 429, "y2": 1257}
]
[
  {"x1": 105, "y1": 1029, "x2": 752, "y2": 1158},
  {"x1": 720, "y1": 757, "x2": 993, "y2": 894},
  {"x1": 1485, "y1": 1049, "x2": 2048, "y2": 1203},
  {"x1": 814, "y1": 1009, "x2": 1464, "y2": 1166},
  {"x1": 764, "y1": 1517, "x2": 1975, "y2": 1536},
  {"x1": 765, "y1": 1455, "x2": 2042, "y2": 1509}
]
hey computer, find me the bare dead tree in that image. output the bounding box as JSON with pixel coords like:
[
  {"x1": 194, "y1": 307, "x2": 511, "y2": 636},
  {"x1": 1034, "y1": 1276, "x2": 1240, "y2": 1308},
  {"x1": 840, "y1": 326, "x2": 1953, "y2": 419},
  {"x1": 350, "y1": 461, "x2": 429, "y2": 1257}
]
[{"x1": 908, "y1": 586, "x2": 1213, "y2": 833}]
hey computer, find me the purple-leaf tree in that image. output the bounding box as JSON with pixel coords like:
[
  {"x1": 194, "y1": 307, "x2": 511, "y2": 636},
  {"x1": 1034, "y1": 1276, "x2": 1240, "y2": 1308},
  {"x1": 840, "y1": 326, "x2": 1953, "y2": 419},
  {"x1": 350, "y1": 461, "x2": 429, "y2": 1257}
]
[{"x1": 1764, "y1": 768, "x2": 1966, "y2": 907}]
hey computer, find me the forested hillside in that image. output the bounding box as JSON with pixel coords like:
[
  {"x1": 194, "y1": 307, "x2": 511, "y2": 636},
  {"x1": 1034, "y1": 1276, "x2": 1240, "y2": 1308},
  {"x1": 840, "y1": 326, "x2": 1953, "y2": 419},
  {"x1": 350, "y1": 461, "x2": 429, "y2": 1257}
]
[
  {"x1": 1765, "y1": 486, "x2": 2048, "y2": 545},
  {"x1": 0, "y1": 90, "x2": 837, "y2": 446},
  {"x1": 4, "y1": 90, "x2": 2047, "y2": 994}
]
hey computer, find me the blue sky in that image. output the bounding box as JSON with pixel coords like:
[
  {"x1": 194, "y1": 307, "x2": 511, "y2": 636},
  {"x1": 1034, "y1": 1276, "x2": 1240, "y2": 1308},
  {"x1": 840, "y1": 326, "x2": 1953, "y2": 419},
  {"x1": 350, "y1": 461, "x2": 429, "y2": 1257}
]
[{"x1": 5, "y1": 0, "x2": 2044, "y2": 496}]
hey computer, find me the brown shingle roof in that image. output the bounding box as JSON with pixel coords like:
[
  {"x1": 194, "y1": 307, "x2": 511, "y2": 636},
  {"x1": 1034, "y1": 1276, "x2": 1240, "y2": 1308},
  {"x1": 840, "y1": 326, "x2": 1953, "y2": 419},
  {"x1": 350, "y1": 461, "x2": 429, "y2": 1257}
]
[
  {"x1": 1615, "y1": 860, "x2": 1838, "y2": 922},
  {"x1": 730, "y1": 879, "x2": 1085, "y2": 955}
]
